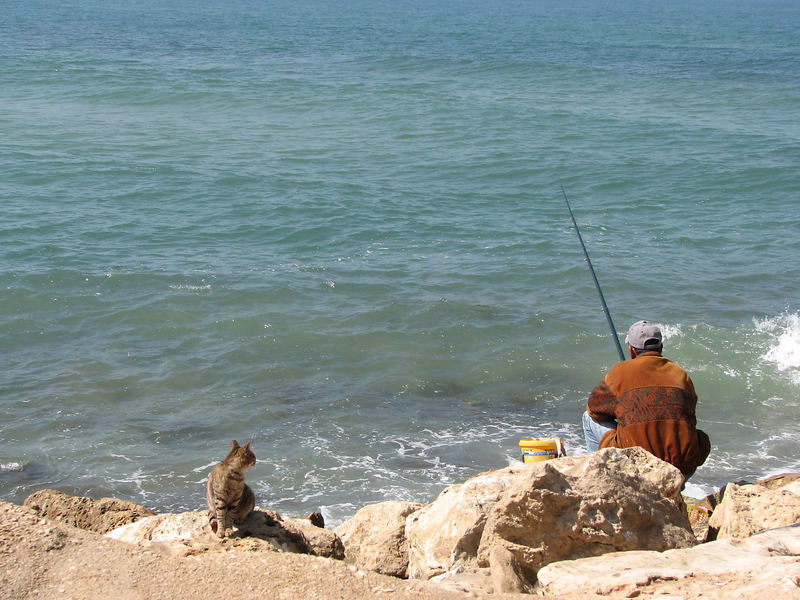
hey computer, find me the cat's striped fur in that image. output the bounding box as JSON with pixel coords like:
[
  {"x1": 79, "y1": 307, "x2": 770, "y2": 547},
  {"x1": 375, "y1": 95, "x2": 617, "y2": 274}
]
[{"x1": 206, "y1": 440, "x2": 256, "y2": 538}]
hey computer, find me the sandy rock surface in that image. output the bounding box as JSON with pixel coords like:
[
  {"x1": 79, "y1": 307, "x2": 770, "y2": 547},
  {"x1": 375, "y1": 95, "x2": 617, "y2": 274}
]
[{"x1": 0, "y1": 501, "x2": 486, "y2": 600}]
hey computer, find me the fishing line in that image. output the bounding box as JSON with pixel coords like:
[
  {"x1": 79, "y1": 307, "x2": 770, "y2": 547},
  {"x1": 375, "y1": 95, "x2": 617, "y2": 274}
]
[{"x1": 561, "y1": 185, "x2": 625, "y2": 361}]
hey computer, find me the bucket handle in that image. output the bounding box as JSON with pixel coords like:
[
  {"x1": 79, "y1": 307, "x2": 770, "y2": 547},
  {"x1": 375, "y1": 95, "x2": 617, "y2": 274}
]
[{"x1": 555, "y1": 438, "x2": 566, "y2": 457}]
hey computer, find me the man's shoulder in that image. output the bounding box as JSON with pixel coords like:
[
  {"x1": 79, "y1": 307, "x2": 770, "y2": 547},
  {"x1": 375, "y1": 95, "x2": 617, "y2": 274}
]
[
  {"x1": 608, "y1": 354, "x2": 695, "y2": 394},
  {"x1": 607, "y1": 354, "x2": 685, "y2": 377}
]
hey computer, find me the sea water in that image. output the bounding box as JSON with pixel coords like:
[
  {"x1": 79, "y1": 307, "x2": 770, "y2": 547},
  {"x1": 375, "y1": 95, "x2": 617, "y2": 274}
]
[{"x1": 1, "y1": 0, "x2": 799, "y2": 525}]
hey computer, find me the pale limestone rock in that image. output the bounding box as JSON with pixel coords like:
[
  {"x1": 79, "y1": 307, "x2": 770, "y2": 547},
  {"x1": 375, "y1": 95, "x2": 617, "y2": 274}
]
[
  {"x1": 709, "y1": 479, "x2": 800, "y2": 540},
  {"x1": 335, "y1": 500, "x2": 423, "y2": 577},
  {"x1": 536, "y1": 524, "x2": 800, "y2": 598},
  {"x1": 23, "y1": 489, "x2": 155, "y2": 534},
  {"x1": 488, "y1": 545, "x2": 529, "y2": 594},
  {"x1": 405, "y1": 467, "x2": 518, "y2": 580},
  {"x1": 406, "y1": 447, "x2": 695, "y2": 587},
  {"x1": 107, "y1": 511, "x2": 207, "y2": 543},
  {"x1": 107, "y1": 508, "x2": 344, "y2": 559},
  {"x1": 685, "y1": 473, "x2": 800, "y2": 543}
]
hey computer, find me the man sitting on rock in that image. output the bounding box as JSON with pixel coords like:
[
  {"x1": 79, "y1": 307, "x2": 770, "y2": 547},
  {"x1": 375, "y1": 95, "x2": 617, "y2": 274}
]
[{"x1": 582, "y1": 320, "x2": 711, "y2": 478}]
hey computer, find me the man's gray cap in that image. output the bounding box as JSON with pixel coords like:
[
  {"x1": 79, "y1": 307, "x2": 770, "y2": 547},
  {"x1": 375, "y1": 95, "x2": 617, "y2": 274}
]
[{"x1": 625, "y1": 320, "x2": 663, "y2": 350}]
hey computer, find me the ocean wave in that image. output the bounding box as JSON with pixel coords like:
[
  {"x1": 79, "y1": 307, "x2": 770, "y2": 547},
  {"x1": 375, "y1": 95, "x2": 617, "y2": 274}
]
[
  {"x1": 168, "y1": 284, "x2": 212, "y2": 293},
  {"x1": 755, "y1": 312, "x2": 800, "y2": 383},
  {"x1": 644, "y1": 314, "x2": 800, "y2": 388},
  {"x1": 657, "y1": 323, "x2": 683, "y2": 342}
]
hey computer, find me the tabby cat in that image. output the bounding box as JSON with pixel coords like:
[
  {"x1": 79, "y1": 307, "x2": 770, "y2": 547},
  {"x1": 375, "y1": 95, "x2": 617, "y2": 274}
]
[{"x1": 206, "y1": 440, "x2": 256, "y2": 538}]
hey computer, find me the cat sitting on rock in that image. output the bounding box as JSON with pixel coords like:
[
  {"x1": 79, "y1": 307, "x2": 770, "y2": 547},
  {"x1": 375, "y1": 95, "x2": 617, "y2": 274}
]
[{"x1": 206, "y1": 440, "x2": 256, "y2": 538}]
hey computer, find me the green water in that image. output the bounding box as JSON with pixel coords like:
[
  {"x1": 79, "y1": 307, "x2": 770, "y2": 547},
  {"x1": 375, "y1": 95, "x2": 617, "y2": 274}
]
[{"x1": 1, "y1": 0, "x2": 799, "y2": 523}]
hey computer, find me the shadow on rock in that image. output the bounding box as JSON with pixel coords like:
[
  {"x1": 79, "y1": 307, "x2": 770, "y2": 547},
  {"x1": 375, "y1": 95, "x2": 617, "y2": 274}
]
[{"x1": 237, "y1": 509, "x2": 344, "y2": 559}]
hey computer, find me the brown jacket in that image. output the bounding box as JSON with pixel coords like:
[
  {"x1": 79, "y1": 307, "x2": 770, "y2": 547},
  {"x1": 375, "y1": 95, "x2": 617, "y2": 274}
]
[{"x1": 587, "y1": 352, "x2": 710, "y2": 477}]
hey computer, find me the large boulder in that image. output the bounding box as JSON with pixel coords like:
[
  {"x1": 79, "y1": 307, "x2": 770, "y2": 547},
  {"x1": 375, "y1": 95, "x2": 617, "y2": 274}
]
[
  {"x1": 406, "y1": 447, "x2": 696, "y2": 589},
  {"x1": 23, "y1": 489, "x2": 155, "y2": 534},
  {"x1": 335, "y1": 501, "x2": 423, "y2": 578},
  {"x1": 708, "y1": 476, "x2": 800, "y2": 540}
]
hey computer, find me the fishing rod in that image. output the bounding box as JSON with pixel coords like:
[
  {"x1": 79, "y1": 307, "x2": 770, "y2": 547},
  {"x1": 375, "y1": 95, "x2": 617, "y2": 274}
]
[{"x1": 561, "y1": 185, "x2": 625, "y2": 361}]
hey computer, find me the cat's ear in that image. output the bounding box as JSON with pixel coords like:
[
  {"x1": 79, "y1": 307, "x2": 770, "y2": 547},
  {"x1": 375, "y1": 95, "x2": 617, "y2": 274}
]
[
  {"x1": 243, "y1": 442, "x2": 251, "y2": 450},
  {"x1": 230, "y1": 440, "x2": 240, "y2": 450}
]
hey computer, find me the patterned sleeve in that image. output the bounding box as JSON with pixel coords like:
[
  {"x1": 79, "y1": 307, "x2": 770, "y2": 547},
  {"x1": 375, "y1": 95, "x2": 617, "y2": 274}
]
[{"x1": 586, "y1": 379, "x2": 618, "y2": 422}]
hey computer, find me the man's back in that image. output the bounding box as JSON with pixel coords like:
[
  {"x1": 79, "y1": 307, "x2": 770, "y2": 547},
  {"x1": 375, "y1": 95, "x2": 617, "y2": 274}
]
[{"x1": 587, "y1": 352, "x2": 709, "y2": 477}]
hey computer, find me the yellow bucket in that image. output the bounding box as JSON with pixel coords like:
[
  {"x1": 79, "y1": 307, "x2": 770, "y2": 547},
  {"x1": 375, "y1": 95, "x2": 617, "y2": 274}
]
[{"x1": 518, "y1": 438, "x2": 565, "y2": 463}]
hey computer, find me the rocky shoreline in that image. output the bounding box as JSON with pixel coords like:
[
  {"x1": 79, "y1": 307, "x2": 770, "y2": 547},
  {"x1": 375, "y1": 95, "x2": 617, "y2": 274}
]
[{"x1": 2, "y1": 447, "x2": 799, "y2": 600}]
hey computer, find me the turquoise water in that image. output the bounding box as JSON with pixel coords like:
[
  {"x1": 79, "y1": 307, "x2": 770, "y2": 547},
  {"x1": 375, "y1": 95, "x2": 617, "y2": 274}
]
[{"x1": 2, "y1": 0, "x2": 799, "y2": 525}]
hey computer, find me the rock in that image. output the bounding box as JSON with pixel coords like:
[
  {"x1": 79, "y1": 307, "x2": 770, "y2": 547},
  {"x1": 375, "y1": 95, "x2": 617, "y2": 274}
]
[
  {"x1": 754, "y1": 472, "x2": 800, "y2": 490},
  {"x1": 281, "y1": 515, "x2": 345, "y2": 560},
  {"x1": 336, "y1": 501, "x2": 423, "y2": 578},
  {"x1": 488, "y1": 545, "x2": 530, "y2": 594},
  {"x1": 236, "y1": 510, "x2": 321, "y2": 554},
  {"x1": 23, "y1": 489, "x2": 155, "y2": 534},
  {"x1": 107, "y1": 508, "x2": 344, "y2": 559},
  {"x1": 431, "y1": 566, "x2": 494, "y2": 596},
  {"x1": 406, "y1": 447, "x2": 696, "y2": 587},
  {"x1": 536, "y1": 524, "x2": 800, "y2": 599},
  {"x1": 106, "y1": 511, "x2": 211, "y2": 549},
  {"x1": 684, "y1": 473, "x2": 800, "y2": 543},
  {"x1": 301, "y1": 511, "x2": 326, "y2": 528},
  {"x1": 708, "y1": 478, "x2": 800, "y2": 540},
  {"x1": 0, "y1": 499, "x2": 468, "y2": 600},
  {"x1": 405, "y1": 467, "x2": 515, "y2": 580}
]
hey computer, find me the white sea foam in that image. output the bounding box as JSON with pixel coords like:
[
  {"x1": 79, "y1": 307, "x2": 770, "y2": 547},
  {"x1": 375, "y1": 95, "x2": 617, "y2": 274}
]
[
  {"x1": 755, "y1": 312, "x2": 800, "y2": 384},
  {"x1": 168, "y1": 284, "x2": 212, "y2": 292},
  {"x1": 657, "y1": 323, "x2": 683, "y2": 342},
  {"x1": 192, "y1": 461, "x2": 219, "y2": 473},
  {"x1": 683, "y1": 481, "x2": 715, "y2": 499},
  {"x1": 0, "y1": 462, "x2": 24, "y2": 472},
  {"x1": 109, "y1": 453, "x2": 134, "y2": 462}
]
